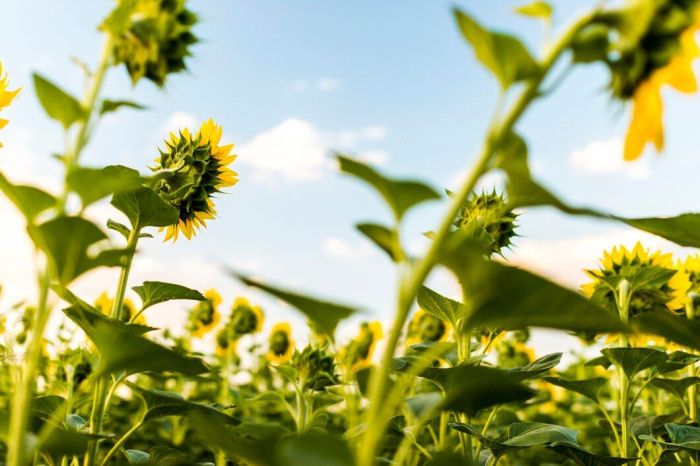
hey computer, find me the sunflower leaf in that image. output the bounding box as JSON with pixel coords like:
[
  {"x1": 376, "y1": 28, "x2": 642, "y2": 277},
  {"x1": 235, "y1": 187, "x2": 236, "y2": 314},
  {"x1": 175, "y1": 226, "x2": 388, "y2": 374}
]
[
  {"x1": 602, "y1": 347, "x2": 668, "y2": 380},
  {"x1": 33, "y1": 73, "x2": 86, "y2": 129},
  {"x1": 111, "y1": 186, "x2": 179, "y2": 231},
  {"x1": 67, "y1": 165, "x2": 144, "y2": 207},
  {"x1": 337, "y1": 155, "x2": 440, "y2": 222},
  {"x1": 356, "y1": 222, "x2": 399, "y2": 261},
  {"x1": 0, "y1": 172, "x2": 55, "y2": 221},
  {"x1": 132, "y1": 281, "x2": 205, "y2": 311}
]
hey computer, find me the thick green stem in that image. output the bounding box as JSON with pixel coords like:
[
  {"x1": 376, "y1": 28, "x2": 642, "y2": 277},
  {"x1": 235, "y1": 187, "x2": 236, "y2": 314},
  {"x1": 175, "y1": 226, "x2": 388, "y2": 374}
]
[
  {"x1": 6, "y1": 273, "x2": 50, "y2": 466},
  {"x1": 617, "y1": 280, "x2": 631, "y2": 458},
  {"x1": 356, "y1": 10, "x2": 597, "y2": 466},
  {"x1": 84, "y1": 229, "x2": 139, "y2": 466},
  {"x1": 687, "y1": 296, "x2": 698, "y2": 422}
]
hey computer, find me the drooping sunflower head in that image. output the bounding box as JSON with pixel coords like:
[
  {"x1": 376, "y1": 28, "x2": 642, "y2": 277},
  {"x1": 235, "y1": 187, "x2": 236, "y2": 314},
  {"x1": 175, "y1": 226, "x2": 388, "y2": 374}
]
[
  {"x1": 187, "y1": 289, "x2": 221, "y2": 338},
  {"x1": 228, "y1": 297, "x2": 264, "y2": 339},
  {"x1": 267, "y1": 322, "x2": 294, "y2": 365},
  {"x1": 406, "y1": 310, "x2": 450, "y2": 347},
  {"x1": 340, "y1": 321, "x2": 383, "y2": 372},
  {"x1": 110, "y1": 0, "x2": 198, "y2": 87},
  {"x1": 582, "y1": 242, "x2": 690, "y2": 319},
  {"x1": 295, "y1": 345, "x2": 338, "y2": 391},
  {"x1": 454, "y1": 191, "x2": 517, "y2": 256},
  {"x1": 152, "y1": 119, "x2": 237, "y2": 241},
  {"x1": 94, "y1": 292, "x2": 144, "y2": 324},
  {"x1": 0, "y1": 63, "x2": 20, "y2": 148}
]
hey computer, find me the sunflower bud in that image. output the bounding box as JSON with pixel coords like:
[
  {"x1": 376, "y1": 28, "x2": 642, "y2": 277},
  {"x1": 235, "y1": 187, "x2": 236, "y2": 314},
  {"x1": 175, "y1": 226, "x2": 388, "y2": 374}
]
[
  {"x1": 151, "y1": 119, "x2": 237, "y2": 241},
  {"x1": 339, "y1": 321, "x2": 383, "y2": 372},
  {"x1": 110, "y1": 0, "x2": 198, "y2": 87},
  {"x1": 455, "y1": 191, "x2": 517, "y2": 255},
  {"x1": 406, "y1": 310, "x2": 449, "y2": 347},
  {"x1": 296, "y1": 346, "x2": 338, "y2": 391},
  {"x1": 267, "y1": 323, "x2": 294, "y2": 364},
  {"x1": 228, "y1": 297, "x2": 264, "y2": 339}
]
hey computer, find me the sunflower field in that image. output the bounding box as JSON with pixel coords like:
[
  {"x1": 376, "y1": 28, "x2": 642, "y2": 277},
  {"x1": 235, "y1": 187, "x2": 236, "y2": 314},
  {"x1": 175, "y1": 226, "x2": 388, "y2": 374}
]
[{"x1": 6, "y1": 1, "x2": 700, "y2": 466}]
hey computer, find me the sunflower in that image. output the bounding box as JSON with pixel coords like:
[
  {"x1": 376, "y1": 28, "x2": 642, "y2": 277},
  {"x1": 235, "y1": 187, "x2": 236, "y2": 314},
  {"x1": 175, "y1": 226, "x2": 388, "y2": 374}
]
[
  {"x1": 152, "y1": 119, "x2": 237, "y2": 241},
  {"x1": 187, "y1": 289, "x2": 222, "y2": 338},
  {"x1": 610, "y1": 1, "x2": 700, "y2": 160},
  {"x1": 267, "y1": 323, "x2": 294, "y2": 364},
  {"x1": 454, "y1": 191, "x2": 517, "y2": 256},
  {"x1": 0, "y1": 63, "x2": 20, "y2": 148},
  {"x1": 583, "y1": 243, "x2": 690, "y2": 321},
  {"x1": 340, "y1": 321, "x2": 383, "y2": 372},
  {"x1": 228, "y1": 297, "x2": 264, "y2": 338},
  {"x1": 109, "y1": 0, "x2": 198, "y2": 87},
  {"x1": 94, "y1": 292, "x2": 146, "y2": 324},
  {"x1": 405, "y1": 310, "x2": 450, "y2": 347}
]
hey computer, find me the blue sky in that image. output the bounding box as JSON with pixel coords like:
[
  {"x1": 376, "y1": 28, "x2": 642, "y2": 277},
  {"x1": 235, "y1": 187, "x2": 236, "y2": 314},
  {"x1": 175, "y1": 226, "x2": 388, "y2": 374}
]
[{"x1": 2, "y1": 1, "x2": 699, "y2": 353}]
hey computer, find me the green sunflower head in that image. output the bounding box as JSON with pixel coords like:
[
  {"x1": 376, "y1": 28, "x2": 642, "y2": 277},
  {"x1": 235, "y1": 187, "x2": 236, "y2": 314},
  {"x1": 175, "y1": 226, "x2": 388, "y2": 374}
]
[
  {"x1": 295, "y1": 346, "x2": 338, "y2": 391},
  {"x1": 110, "y1": 0, "x2": 198, "y2": 87},
  {"x1": 454, "y1": 191, "x2": 517, "y2": 256}
]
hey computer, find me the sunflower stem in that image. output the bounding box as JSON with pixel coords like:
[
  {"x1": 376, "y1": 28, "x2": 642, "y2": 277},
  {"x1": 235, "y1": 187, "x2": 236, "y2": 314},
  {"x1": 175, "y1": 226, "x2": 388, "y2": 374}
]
[
  {"x1": 84, "y1": 227, "x2": 140, "y2": 466},
  {"x1": 356, "y1": 9, "x2": 598, "y2": 466}
]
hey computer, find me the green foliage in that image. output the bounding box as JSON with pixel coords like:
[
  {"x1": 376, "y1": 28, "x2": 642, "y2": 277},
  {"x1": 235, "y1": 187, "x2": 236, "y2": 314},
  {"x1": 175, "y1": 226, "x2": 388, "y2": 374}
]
[
  {"x1": 67, "y1": 165, "x2": 144, "y2": 207},
  {"x1": 33, "y1": 73, "x2": 85, "y2": 129},
  {"x1": 111, "y1": 186, "x2": 179, "y2": 231},
  {"x1": 132, "y1": 281, "x2": 205, "y2": 311}
]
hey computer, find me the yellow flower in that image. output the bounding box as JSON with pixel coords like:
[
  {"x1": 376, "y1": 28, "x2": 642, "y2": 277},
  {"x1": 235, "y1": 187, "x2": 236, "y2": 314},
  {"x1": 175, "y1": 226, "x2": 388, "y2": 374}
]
[
  {"x1": 94, "y1": 292, "x2": 146, "y2": 324},
  {"x1": 0, "y1": 63, "x2": 20, "y2": 148},
  {"x1": 267, "y1": 322, "x2": 294, "y2": 364},
  {"x1": 623, "y1": 9, "x2": 700, "y2": 160},
  {"x1": 187, "y1": 289, "x2": 221, "y2": 338},
  {"x1": 405, "y1": 309, "x2": 450, "y2": 347},
  {"x1": 340, "y1": 321, "x2": 383, "y2": 372},
  {"x1": 153, "y1": 119, "x2": 238, "y2": 241},
  {"x1": 228, "y1": 297, "x2": 264, "y2": 338},
  {"x1": 583, "y1": 242, "x2": 690, "y2": 319}
]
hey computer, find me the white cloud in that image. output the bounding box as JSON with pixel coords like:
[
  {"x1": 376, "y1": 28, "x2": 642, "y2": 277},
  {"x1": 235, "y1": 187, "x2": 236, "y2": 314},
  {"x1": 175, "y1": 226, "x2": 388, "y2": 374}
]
[
  {"x1": 239, "y1": 119, "x2": 390, "y2": 184},
  {"x1": 323, "y1": 237, "x2": 372, "y2": 261},
  {"x1": 316, "y1": 77, "x2": 342, "y2": 92},
  {"x1": 160, "y1": 111, "x2": 197, "y2": 134},
  {"x1": 505, "y1": 227, "x2": 685, "y2": 288},
  {"x1": 569, "y1": 138, "x2": 651, "y2": 180},
  {"x1": 239, "y1": 118, "x2": 329, "y2": 183},
  {"x1": 292, "y1": 79, "x2": 307, "y2": 93}
]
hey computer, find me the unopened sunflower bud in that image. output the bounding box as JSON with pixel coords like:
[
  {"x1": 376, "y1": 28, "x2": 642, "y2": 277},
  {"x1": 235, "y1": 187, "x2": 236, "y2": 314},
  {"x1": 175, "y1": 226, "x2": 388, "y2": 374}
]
[{"x1": 455, "y1": 191, "x2": 517, "y2": 255}]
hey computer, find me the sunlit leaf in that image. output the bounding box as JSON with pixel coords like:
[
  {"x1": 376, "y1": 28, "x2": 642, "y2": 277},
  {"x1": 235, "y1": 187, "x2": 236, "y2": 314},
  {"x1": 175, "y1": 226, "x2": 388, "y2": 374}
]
[
  {"x1": 416, "y1": 286, "x2": 464, "y2": 325},
  {"x1": 356, "y1": 222, "x2": 399, "y2": 261},
  {"x1": 111, "y1": 187, "x2": 179, "y2": 231},
  {"x1": 337, "y1": 155, "x2": 440, "y2": 222},
  {"x1": 602, "y1": 347, "x2": 668, "y2": 380},
  {"x1": 543, "y1": 376, "x2": 607, "y2": 403},
  {"x1": 67, "y1": 165, "x2": 143, "y2": 207},
  {"x1": 101, "y1": 99, "x2": 147, "y2": 115},
  {"x1": 0, "y1": 172, "x2": 55, "y2": 221},
  {"x1": 132, "y1": 281, "x2": 205, "y2": 311},
  {"x1": 33, "y1": 73, "x2": 85, "y2": 129}
]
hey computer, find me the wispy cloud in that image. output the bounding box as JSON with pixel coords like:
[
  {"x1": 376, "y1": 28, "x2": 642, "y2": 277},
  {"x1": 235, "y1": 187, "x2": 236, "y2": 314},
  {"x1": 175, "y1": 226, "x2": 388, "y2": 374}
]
[{"x1": 569, "y1": 138, "x2": 651, "y2": 180}]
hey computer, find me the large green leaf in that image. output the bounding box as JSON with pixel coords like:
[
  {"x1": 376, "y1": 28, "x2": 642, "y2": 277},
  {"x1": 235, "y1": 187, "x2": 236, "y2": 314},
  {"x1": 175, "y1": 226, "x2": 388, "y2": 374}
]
[
  {"x1": 29, "y1": 216, "x2": 126, "y2": 285},
  {"x1": 503, "y1": 422, "x2": 578, "y2": 447},
  {"x1": 67, "y1": 165, "x2": 144, "y2": 207},
  {"x1": 129, "y1": 384, "x2": 237, "y2": 424},
  {"x1": 275, "y1": 431, "x2": 355, "y2": 466},
  {"x1": 337, "y1": 155, "x2": 440, "y2": 222},
  {"x1": 111, "y1": 187, "x2": 179, "y2": 231},
  {"x1": 453, "y1": 9, "x2": 539, "y2": 89},
  {"x1": 657, "y1": 351, "x2": 700, "y2": 374},
  {"x1": 650, "y1": 377, "x2": 700, "y2": 401},
  {"x1": 230, "y1": 271, "x2": 357, "y2": 337},
  {"x1": 416, "y1": 286, "x2": 464, "y2": 325},
  {"x1": 90, "y1": 321, "x2": 208, "y2": 377},
  {"x1": 602, "y1": 347, "x2": 668, "y2": 380},
  {"x1": 439, "y1": 365, "x2": 535, "y2": 416},
  {"x1": 441, "y1": 235, "x2": 626, "y2": 334},
  {"x1": 0, "y1": 172, "x2": 55, "y2": 221},
  {"x1": 506, "y1": 353, "x2": 562, "y2": 381},
  {"x1": 132, "y1": 281, "x2": 205, "y2": 311},
  {"x1": 33, "y1": 73, "x2": 85, "y2": 129},
  {"x1": 543, "y1": 376, "x2": 607, "y2": 403},
  {"x1": 636, "y1": 312, "x2": 700, "y2": 352},
  {"x1": 640, "y1": 423, "x2": 700, "y2": 453}
]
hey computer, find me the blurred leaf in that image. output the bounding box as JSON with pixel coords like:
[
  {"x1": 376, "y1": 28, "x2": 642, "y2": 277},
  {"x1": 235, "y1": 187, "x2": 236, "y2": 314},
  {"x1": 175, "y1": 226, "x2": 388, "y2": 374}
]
[
  {"x1": 337, "y1": 155, "x2": 440, "y2": 221},
  {"x1": 67, "y1": 165, "x2": 143, "y2": 206},
  {"x1": 425, "y1": 452, "x2": 474, "y2": 466},
  {"x1": 0, "y1": 172, "x2": 55, "y2": 221},
  {"x1": 507, "y1": 353, "x2": 562, "y2": 381},
  {"x1": 29, "y1": 216, "x2": 126, "y2": 285},
  {"x1": 636, "y1": 312, "x2": 700, "y2": 353},
  {"x1": 548, "y1": 442, "x2": 636, "y2": 465},
  {"x1": 33, "y1": 73, "x2": 85, "y2": 129},
  {"x1": 101, "y1": 99, "x2": 147, "y2": 115},
  {"x1": 602, "y1": 347, "x2": 668, "y2": 379},
  {"x1": 39, "y1": 428, "x2": 106, "y2": 456},
  {"x1": 405, "y1": 392, "x2": 442, "y2": 419},
  {"x1": 112, "y1": 187, "x2": 179, "y2": 231},
  {"x1": 416, "y1": 286, "x2": 464, "y2": 326},
  {"x1": 658, "y1": 351, "x2": 700, "y2": 374},
  {"x1": 571, "y1": 24, "x2": 610, "y2": 63},
  {"x1": 132, "y1": 281, "x2": 205, "y2": 311},
  {"x1": 514, "y1": 1, "x2": 553, "y2": 19},
  {"x1": 543, "y1": 377, "x2": 607, "y2": 403},
  {"x1": 622, "y1": 215, "x2": 700, "y2": 249},
  {"x1": 107, "y1": 219, "x2": 131, "y2": 239},
  {"x1": 440, "y1": 365, "x2": 535, "y2": 416},
  {"x1": 275, "y1": 431, "x2": 354, "y2": 466},
  {"x1": 630, "y1": 413, "x2": 687, "y2": 437},
  {"x1": 503, "y1": 422, "x2": 578, "y2": 447},
  {"x1": 441, "y1": 234, "x2": 626, "y2": 334},
  {"x1": 640, "y1": 423, "x2": 700, "y2": 454},
  {"x1": 230, "y1": 271, "x2": 357, "y2": 337},
  {"x1": 129, "y1": 384, "x2": 237, "y2": 424},
  {"x1": 356, "y1": 222, "x2": 399, "y2": 261},
  {"x1": 453, "y1": 9, "x2": 539, "y2": 88},
  {"x1": 123, "y1": 450, "x2": 150, "y2": 465},
  {"x1": 650, "y1": 377, "x2": 700, "y2": 401}
]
